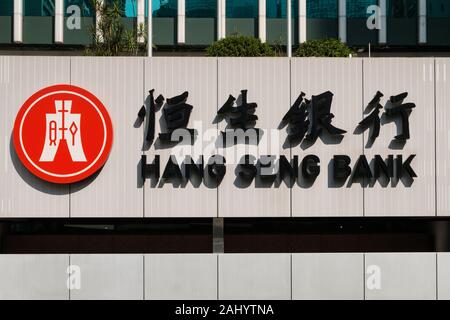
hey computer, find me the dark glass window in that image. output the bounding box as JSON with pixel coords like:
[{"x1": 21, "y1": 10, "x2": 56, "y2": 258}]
[
  {"x1": 24, "y1": 0, "x2": 55, "y2": 16},
  {"x1": 307, "y1": 0, "x2": 338, "y2": 18},
  {"x1": 0, "y1": 0, "x2": 13, "y2": 16},
  {"x1": 428, "y1": 0, "x2": 450, "y2": 17},
  {"x1": 64, "y1": 0, "x2": 95, "y2": 17},
  {"x1": 346, "y1": 0, "x2": 378, "y2": 45},
  {"x1": 186, "y1": 0, "x2": 216, "y2": 17},
  {"x1": 226, "y1": 0, "x2": 258, "y2": 18},
  {"x1": 347, "y1": 0, "x2": 377, "y2": 18},
  {"x1": 149, "y1": 0, "x2": 177, "y2": 17},
  {"x1": 387, "y1": 0, "x2": 417, "y2": 18},
  {"x1": 124, "y1": 0, "x2": 138, "y2": 17},
  {"x1": 266, "y1": 0, "x2": 298, "y2": 18}
]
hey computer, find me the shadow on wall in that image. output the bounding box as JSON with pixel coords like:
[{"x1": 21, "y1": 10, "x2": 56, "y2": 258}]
[{"x1": 9, "y1": 134, "x2": 99, "y2": 195}]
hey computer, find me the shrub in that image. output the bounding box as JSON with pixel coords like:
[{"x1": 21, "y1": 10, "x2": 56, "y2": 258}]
[
  {"x1": 85, "y1": 0, "x2": 148, "y2": 56},
  {"x1": 294, "y1": 38, "x2": 354, "y2": 57},
  {"x1": 206, "y1": 35, "x2": 276, "y2": 57}
]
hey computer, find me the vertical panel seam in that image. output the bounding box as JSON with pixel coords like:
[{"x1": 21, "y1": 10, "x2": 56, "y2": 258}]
[
  {"x1": 143, "y1": 254, "x2": 146, "y2": 300},
  {"x1": 216, "y1": 58, "x2": 219, "y2": 219},
  {"x1": 362, "y1": 59, "x2": 365, "y2": 217},
  {"x1": 216, "y1": 58, "x2": 220, "y2": 300},
  {"x1": 216, "y1": 254, "x2": 219, "y2": 300},
  {"x1": 434, "y1": 59, "x2": 437, "y2": 217},
  {"x1": 436, "y1": 252, "x2": 438, "y2": 300},
  {"x1": 143, "y1": 57, "x2": 146, "y2": 218},
  {"x1": 363, "y1": 253, "x2": 366, "y2": 300},
  {"x1": 68, "y1": 254, "x2": 71, "y2": 300},
  {"x1": 69, "y1": 57, "x2": 72, "y2": 219},
  {"x1": 290, "y1": 253, "x2": 293, "y2": 300},
  {"x1": 289, "y1": 58, "x2": 292, "y2": 218}
]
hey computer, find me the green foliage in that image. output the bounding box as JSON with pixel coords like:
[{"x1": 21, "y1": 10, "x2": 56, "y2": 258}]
[
  {"x1": 206, "y1": 35, "x2": 276, "y2": 57},
  {"x1": 85, "y1": 0, "x2": 149, "y2": 56},
  {"x1": 294, "y1": 38, "x2": 354, "y2": 57}
]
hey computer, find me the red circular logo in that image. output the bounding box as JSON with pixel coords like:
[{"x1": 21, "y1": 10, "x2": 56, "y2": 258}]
[{"x1": 13, "y1": 85, "x2": 113, "y2": 184}]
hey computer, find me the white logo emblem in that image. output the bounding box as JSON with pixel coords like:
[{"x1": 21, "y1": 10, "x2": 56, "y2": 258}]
[{"x1": 39, "y1": 100, "x2": 87, "y2": 162}]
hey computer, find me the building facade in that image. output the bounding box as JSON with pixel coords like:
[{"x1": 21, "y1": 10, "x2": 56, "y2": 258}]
[
  {"x1": 0, "y1": 56, "x2": 449, "y2": 299},
  {"x1": 1, "y1": 0, "x2": 450, "y2": 303},
  {"x1": 1, "y1": 0, "x2": 450, "y2": 51}
]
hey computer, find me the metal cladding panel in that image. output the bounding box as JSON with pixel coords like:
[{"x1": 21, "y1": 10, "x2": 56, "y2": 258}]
[
  {"x1": 0, "y1": 254, "x2": 69, "y2": 300},
  {"x1": 144, "y1": 57, "x2": 218, "y2": 217},
  {"x1": 218, "y1": 253, "x2": 291, "y2": 300},
  {"x1": 144, "y1": 254, "x2": 218, "y2": 300},
  {"x1": 0, "y1": 253, "x2": 442, "y2": 299},
  {"x1": 0, "y1": 57, "x2": 442, "y2": 218},
  {"x1": 364, "y1": 253, "x2": 436, "y2": 300},
  {"x1": 363, "y1": 59, "x2": 435, "y2": 216},
  {"x1": 290, "y1": 58, "x2": 364, "y2": 217},
  {"x1": 436, "y1": 59, "x2": 450, "y2": 216},
  {"x1": 69, "y1": 254, "x2": 144, "y2": 300},
  {"x1": 217, "y1": 58, "x2": 290, "y2": 217},
  {"x1": 70, "y1": 57, "x2": 144, "y2": 217},
  {"x1": 292, "y1": 253, "x2": 364, "y2": 300},
  {"x1": 437, "y1": 253, "x2": 450, "y2": 300},
  {"x1": 0, "y1": 56, "x2": 69, "y2": 217}
]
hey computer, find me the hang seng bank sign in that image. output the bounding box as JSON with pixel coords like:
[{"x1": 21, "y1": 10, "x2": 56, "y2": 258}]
[
  {"x1": 137, "y1": 88, "x2": 417, "y2": 188},
  {"x1": 13, "y1": 84, "x2": 417, "y2": 187},
  {"x1": 13, "y1": 85, "x2": 417, "y2": 187}
]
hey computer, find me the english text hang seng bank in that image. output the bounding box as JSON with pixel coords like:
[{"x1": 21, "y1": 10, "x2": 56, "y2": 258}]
[{"x1": 138, "y1": 89, "x2": 417, "y2": 188}]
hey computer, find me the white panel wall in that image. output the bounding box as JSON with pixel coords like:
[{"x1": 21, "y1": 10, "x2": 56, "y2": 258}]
[
  {"x1": 0, "y1": 254, "x2": 69, "y2": 300},
  {"x1": 292, "y1": 253, "x2": 364, "y2": 300},
  {"x1": 217, "y1": 58, "x2": 290, "y2": 217},
  {"x1": 145, "y1": 254, "x2": 217, "y2": 300},
  {"x1": 0, "y1": 57, "x2": 70, "y2": 217},
  {"x1": 365, "y1": 253, "x2": 436, "y2": 300},
  {"x1": 218, "y1": 254, "x2": 291, "y2": 300},
  {"x1": 290, "y1": 58, "x2": 363, "y2": 217},
  {"x1": 436, "y1": 58, "x2": 450, "y2": 216},
  {"x1": 0, "y1": 253, "x2": 446, "y2": 300},
  {"x1": 438, "y1": 253, "x2": 450, "y2": 299},
  {"x1": 363, "y1": 59, "x2": 435, "y2": 216},
  {"x1": 69, "y1": 254, "x2": 144, "y2": 300},
  {"x1": 70, "y1": 57, "x2": 144, "y2": 217},
  {"x1": 144, "y1": 57, "x2": 218, "y2": 217},
  {"x1": 0, "y1": 57, "x2": 444, "y2": 218}
]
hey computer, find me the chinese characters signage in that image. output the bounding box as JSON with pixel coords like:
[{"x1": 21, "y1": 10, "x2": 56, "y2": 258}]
[{"x1": 137, "y1": 88, "x2": 418, "y2": 189}]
